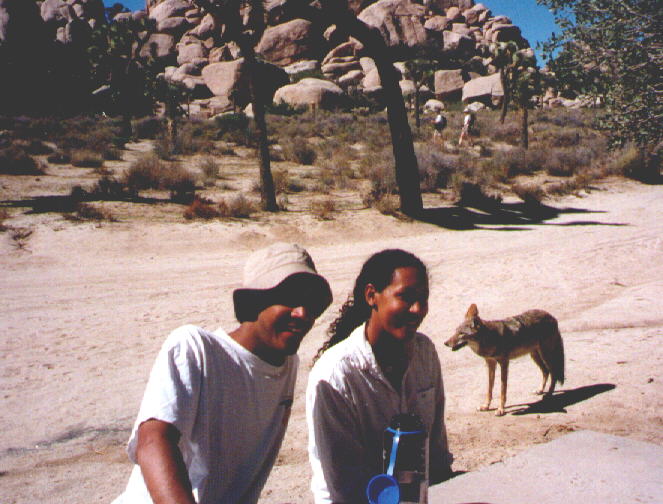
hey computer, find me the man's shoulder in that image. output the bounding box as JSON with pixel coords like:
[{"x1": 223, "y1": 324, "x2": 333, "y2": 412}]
[{"x1": 162, "y1": 325, "x2": 225, "y2": 353}]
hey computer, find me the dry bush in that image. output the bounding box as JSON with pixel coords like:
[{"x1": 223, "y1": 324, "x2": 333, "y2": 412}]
[
  {"x1": 281, "y1": 137, "x2": 317, "y2": 165},
  {"x1": 0, "y1": 145, "x2": 45, "y2": 175},
  {"x1": 0, "y1": 208, "x2": 9, "y2": 231},
  {"x1": 199, "y1": 156, "x2": 219, "y2": 186},
  {"x1": 20, "y1": 139, "x2": 53, "y2": 155},
  {"x1": 489, "y1": 121, "x2": 520, "y2": 146},
  {"x1": 47, "y1": 150, "x2": 71, "y2": 164},
  {"x1": 310, "y1": 198, "x2": 336, "y2": 220},
  {"x1": 184, "y1": 197, "x2": 220, "y2": 220},
  {"x1": 133, "y1": 117, "x2": 164, "y2": 139},
  {"x1": 64, "y1": 203, "x2": 116, "y2": 222},
  {"x1": 455, "y1": 181, "x2": 503, "y2": 209},
  {"x1": 544, "y1": 147, "x2": 593, "y2": 177},
  {"x1": 512, "y1": 183, "x2": 546, "y2": 206},
  {"x1": 218, "y1": 194, "x2": 259, "y2": 218},
  {"x1": 90, "y1": 176, "x2": 127, "y2": 199},
  {"x1": 273, "y1": 170, "x2": 306, "y2": 194},
  {"x1": 71, "y1": 149, "x2": 104, "y2": 168},
  {"x1": 372, "y1": 194, "x2": 400, "y2": 216},
  {"x1": 9, "y1": 226, "x2": 33, "y2": 249},
  {"x1": 416, "y1": 147, "x2": 457, "y2": 192},
  {"x1": 124, "y1": 154, "x2": 164, "y2": 192},
  {"x1": 607, "y1": 145, "x2": 658, "y2": 182}
]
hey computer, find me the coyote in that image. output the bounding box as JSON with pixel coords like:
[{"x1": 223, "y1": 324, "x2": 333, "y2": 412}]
[{"x1": 445, "y1": 304, "x2": 565, "y2": 416}]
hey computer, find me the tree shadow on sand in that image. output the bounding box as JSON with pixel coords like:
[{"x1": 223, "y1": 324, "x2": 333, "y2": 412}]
[
  {"x1": 416, "y1": 201, "x2": 628, "y2": 230},
  {"x1": 509, "y1": 383, "x2": 616, "y2": 415}
]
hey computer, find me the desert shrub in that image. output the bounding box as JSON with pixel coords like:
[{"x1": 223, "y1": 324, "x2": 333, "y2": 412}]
[
  {"x1": 163, "y1": 165, "x2": 197, "y2": 203},
  {"x1": 184, "y1": 197, "x2": 220, "y2": 220},
  {"x1": 123, "y1": 154, "x2": 165, "y2": 192},
  {"x1": 489, "y1": 148, "x2": 547, "y2": 178},
  {"x1": 266, "y1": 102, "x2": 306, "y2": 116},
  {"x1": 277, "y1": 194, "x2": 289, "y2": 211},
  {"x1": 134, "y1": 117, "x2": 164, "y2": 139},
  {"x1": 0, "y1": 208, "x2": 9, "y2": 231},
  {"x1": 47, "y1": 150, "x2": 71, "y2": 164},
  {"x1": 67, "y1": 202, "x2": 115, "y2": 222},
  {"x1": 90, "y1": 176, "x2": 127, "y2": 199},
  {"x1": 215, "y1": 113, "x2": 251, "y2": 144},
  {"x1": 218, "y1": 194, "x2": 258, "y2": 218},
  {"x1": 489, "y1": 121, "x2": 520, "y2": 146},
  {"x1": 102, "y1": 146, "x2": 123, "y2": 161},
  {"x1": 544, "y1": 147, "x2": 593, "y2": 177},
  {"x1": 416, "y1": 147, "x2": 457, "y2": 191},
  {"x1": 71, "y1": 149, "x2": 104, "y2": 168},
  {"x1": 273, "y1": 169, "x2": 306, "y2": 193},
  {"x1": 549, "y1": 130, "x2": 581, "y2": 148},
  {"x1": 372, "y1": 194, "x2": 400, "y2": 216},
  {"x1": 310, "y1": 198, "x2": 336, "y2": 220},
  {"x1": 0, "y1": 146, "x2": 45, "y2": 175},
  {"x1": 281, "y1": 137, "x2": 317, "y2": 165},
  {"x1": 608, "y1": 145, "x2": 659, "y2": 182},
  {"x1": 512, "y1": 183, "x2": 545, "y2": 206},
  {"x1": 456, "y1": 181, "x2": 503, "y2": 209},
  {"x1": 22, "y1": 139, "x2": 53, "y2": 155},
  {"x1": 199, "y1": 156, "x2": 219, "y2": 186}
]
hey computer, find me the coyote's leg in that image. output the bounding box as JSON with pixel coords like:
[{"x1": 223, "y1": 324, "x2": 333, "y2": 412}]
[
  {"x1": 478, "y1": 359, "x2": 496, "y2": 412},
  {"x1": 531, "y1": 349, "x2": 549, "y2": 395},
  {"x1": 496, "y1": 359, "x2": 509, "y2": 416}
]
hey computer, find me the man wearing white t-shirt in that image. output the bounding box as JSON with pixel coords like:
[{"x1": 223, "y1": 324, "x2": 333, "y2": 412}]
[{"x1": 113, "y1": 243, "x2": 332, "y2": 504}]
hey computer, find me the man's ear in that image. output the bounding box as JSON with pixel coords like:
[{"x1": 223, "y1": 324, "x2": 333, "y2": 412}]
[{"x1": 364, "y1": 283, "x2": 378, "y2": 310}]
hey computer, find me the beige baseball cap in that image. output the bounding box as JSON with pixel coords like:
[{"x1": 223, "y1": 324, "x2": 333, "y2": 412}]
[{"x1": 233, "y1": 242, "x2": 332, "y2": 322}]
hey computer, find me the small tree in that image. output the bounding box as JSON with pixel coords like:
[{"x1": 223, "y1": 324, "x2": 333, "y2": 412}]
[
  {"x1": 489, "y1": 41, "x2": 519, "y2": 124},
  {"x1": 537, "y1": 0, "x2": 663, "y2": 152},
  {"x1": 404, "y1": 54, "x2": 438, "y2": 130},
  {"x1": 87, "y1": 13, "x2": 160, "y2": 137},
  {"x1": 193, "y1": 0, "x2": 278, "y2": 211}
]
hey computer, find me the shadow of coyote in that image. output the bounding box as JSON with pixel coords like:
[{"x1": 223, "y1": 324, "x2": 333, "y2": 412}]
[{"x1": 445, "y1": 304, "x2": 565, "y2": 416}]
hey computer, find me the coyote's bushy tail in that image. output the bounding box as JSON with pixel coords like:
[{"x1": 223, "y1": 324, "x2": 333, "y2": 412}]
[{"x1": 547, "y1": 320, "x2": 565, "y2": 385}]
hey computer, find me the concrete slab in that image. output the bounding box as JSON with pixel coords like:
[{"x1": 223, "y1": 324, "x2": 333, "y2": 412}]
[{"x1": 429, "y1": 430, "x2": 663, "y2": 504}]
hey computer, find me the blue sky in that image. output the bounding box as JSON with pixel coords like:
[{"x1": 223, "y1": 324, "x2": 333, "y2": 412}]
[{"x1": 105, "y1": 0, "x2": 559, "y2": 61}]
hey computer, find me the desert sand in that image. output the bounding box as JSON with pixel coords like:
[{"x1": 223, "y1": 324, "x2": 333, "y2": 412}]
[{"x1": 1, "y1": 173, "x2": 662, "y2": 503}]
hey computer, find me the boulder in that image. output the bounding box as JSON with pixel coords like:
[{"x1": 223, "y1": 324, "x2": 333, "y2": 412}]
[
  {"x1": 283, "y1": 60, "x2": 319, "y2": 76},
  {"x1": 423, "y1": 98, "x2": 445, "y2": 112},
  {"x1": 491, "y1": 23, "x2": 522, "y2": 43},
  {"x1": 358, "y1": 0, "x2": 427, "y2": 49},
  {"x1": 451, "y1": 22, "x2": 471, "y2": 36},
  {"x1": 149, "y1": 0, "x2": 189, "y2": 25},
  {"x1": 189, "y1": 13, "x2": 216, "y2": 39},
  {"x1": 442, "y1": 31, "x2": 474, "y2": 58},
  {"x1": 273, "y1": 78, "x2": 346, "y2": 110},
  {"x1": 209, "y1": 42, "x2": 241, "y2": 63},
  {"x1": 322, "y1": 41, "x2": 360, "y2": 66},
  {"x1": 434, "y1": 69, "x2": 465, "y2": 99},
  {"x1": 338, "y1": 69, "x2": 364, "y2": 88},
  {"x1": 157, "y1": 16, "x2": 189, "y2": 34},
  {"x1": 322, "y1": 58, "x2": 362, "y2": 77},
  {"x1": 424, "y1": 15, "x2": 449, "y2": 32},
  {"x1": 140, "y1": 33, "x2": 176, "y2": 59},
  {"x1": 399, "y1": 79, "x2": 416, "y2": 98},
  {"x1": 462, "y1": 72, "x2": 503, "y2": 104},
  {"x1": 177, "y1": 42, "x2": 207, "y2": 65},
  {"x1": 445, "y1": 6, "x2": 462, "y2": 22},
  {"x1": 256, "y1": 19, "x2": 324, "y2": 67},
  {"x1": 203, "y1": 59, "x2": 289, "y2": 109},
  {"x1": 363, "y1": 67, "x2": 381, "y2": 89}
]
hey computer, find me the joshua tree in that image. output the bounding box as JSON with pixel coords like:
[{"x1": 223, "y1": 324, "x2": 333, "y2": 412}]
[
  {"x1": 292, "y1": 0, "x2": 424, "y2": 215},
  {"x1": 193, "y1": 0, "x2": 278, "y2": 211}
]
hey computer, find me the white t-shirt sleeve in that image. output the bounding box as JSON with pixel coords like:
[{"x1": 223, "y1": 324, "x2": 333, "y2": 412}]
[{"x1": 127, "y1": 325, "x2": 203, "y2": 463}]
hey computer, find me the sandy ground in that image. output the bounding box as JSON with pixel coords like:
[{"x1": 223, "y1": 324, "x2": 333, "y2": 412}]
[{"x1": 1, "y1": 174, "x2": 662, "y2": 503}]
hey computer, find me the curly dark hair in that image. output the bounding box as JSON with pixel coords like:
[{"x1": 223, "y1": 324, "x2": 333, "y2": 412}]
[{"x1": 313, "y1": 249, "x2": 427, "y2": 363}]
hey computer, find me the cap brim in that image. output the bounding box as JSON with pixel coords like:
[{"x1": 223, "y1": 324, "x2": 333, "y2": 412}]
[{"x1": 233, "y1": 272, "x2": 332, "y2": 322}]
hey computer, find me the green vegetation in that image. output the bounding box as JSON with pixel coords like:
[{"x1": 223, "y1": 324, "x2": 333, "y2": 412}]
[{"x1": 538, "y1": 0, "x2": 662, "y2": 179}]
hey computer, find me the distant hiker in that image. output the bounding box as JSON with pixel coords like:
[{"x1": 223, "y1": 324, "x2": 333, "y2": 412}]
[
  {"x1": 433, "y1": 112, "x2": 447, "y2": 139},
  {"x1": 458, "y1": 107, "x2": 476, "y2": 146},
  {"x1": 112, "y1": 243, "x2": 332, "y2": 504}
]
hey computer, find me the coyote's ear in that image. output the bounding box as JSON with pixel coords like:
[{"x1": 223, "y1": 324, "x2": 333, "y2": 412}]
[{"x1": 466, "y1": 304, "x2": 478, "y2": 319}]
